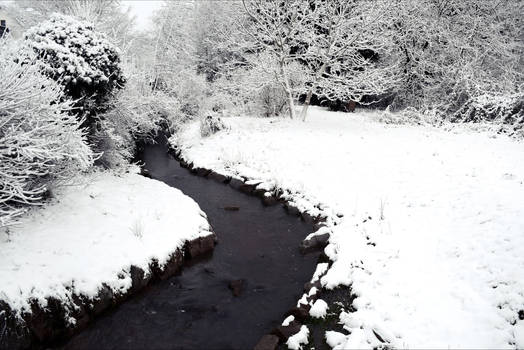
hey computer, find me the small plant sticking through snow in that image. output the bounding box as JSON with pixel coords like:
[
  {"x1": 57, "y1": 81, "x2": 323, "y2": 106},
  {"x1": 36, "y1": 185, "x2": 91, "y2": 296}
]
[
  {"x1": 379, "y1": 198, "x2": 387, "y2": 221},
  {"x1": 130, "y1": 218, "x2": 145, "y2": 240},
  {"x1": 200, "y1": 114, "x2": 227, "y2": 137}
]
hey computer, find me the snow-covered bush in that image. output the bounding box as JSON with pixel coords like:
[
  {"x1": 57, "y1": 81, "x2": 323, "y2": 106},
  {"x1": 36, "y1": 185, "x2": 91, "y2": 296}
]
[
  {"x1": 378, "y1": 106, "x2": 439, "y2": 126},
  {"x1": 448, "y1": 94, "x2": 524, "y2": 138},
  {"x1": 259, "y1": 85, "x2": 288, "y2": 118},
  {"x1": 155, "y1": 71, "x2": 210, "y2": 122},
  {"x1": 175, "y1": 72, "x2": 209, "y2": 121},
  {"x1": 0, "y1": 41, "x2": 94, "y2": 226},
  {"x1": 212, "y1": 57, "x2": 307, "y2": 118},
  {"x1": 23, "y1": 13, "x2": 125, "y2": 120},
  {"x1": 200, "y1": 114, "x2": 227, "y2": 137},
  {"x1": 387, "y1": 0, "x2": 521, "y2": 116},
  {"x1": 93, "y1": 64, "x2": 179, "y2": 169}
]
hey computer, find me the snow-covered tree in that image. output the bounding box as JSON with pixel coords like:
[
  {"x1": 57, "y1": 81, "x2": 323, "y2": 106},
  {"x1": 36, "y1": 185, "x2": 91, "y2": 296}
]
[
  {"x1": 229, "y1": 0, "x2": 318, "y2": 119},
  {"x1": 210, "y1": 0, "x2": 397, "y2": 120},
  {"x1": 215, "y1": 52, "x2": 309, "y2": 117},
  {"x1": 0, "y1": 41, "x2": 93, "y2": 226},
  {"x1": 23, "y1": 14, "x2": 125, "y2": 122},
  {"x1": 386, "y1": 0, "x2": 523, "y2": 113},
  {"x1": 7, "y1": 0, "x2": 136, "y2": 53},
  {"x1": 297, "y1": 0, "x2": 399, "y2": 120},
  {"x1": 148, "y1": 2, "x2": 214, "y2": 121}
]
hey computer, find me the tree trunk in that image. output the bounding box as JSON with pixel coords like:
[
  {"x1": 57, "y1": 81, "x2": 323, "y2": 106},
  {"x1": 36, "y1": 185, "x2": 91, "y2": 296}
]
[
  {"x1": 280, "y1": 60, "x2": 296, "y2": 119},
  {"x1": 285, "y1": 86, "x2": 296, "y2": 119},
  {"x1": 300, "y1": 63, "x2": 328, "y2": 121},
  {"x1": 300, "y1": 90, "x2": 313, "y2": 121}
]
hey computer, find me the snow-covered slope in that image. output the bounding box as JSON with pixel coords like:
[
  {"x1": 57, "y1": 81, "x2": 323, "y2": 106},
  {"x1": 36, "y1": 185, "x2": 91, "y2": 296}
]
[
  {"x1": 175, "y1": 107, "x2": 524, "y2": 349},
  {"x1": 0, "y1": 169, "x2": 212, "y2": 315}
]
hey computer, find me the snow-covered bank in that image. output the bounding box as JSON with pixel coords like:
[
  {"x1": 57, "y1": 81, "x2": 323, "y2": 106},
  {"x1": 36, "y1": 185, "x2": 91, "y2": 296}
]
[
  {"x1": 174, "y1": 107, "x2": 524, "y2": 349},
  {"x1": 0, "y1": 169, "x2": 212, "y2": 318}
]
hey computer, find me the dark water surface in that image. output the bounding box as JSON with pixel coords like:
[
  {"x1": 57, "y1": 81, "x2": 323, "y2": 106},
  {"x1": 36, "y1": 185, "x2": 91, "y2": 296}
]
[{"x1": 60, "y1": 139, "x2": 319, "y2": 349}]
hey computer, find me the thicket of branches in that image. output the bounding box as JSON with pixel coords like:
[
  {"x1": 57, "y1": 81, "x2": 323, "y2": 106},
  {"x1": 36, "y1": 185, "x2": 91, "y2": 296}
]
[
  {"x1": 0, "y1": 42, "x2": 94, "y2": 226},
  {"x1": 149, "y1": 0, "x2": 522, "y2": 123}
]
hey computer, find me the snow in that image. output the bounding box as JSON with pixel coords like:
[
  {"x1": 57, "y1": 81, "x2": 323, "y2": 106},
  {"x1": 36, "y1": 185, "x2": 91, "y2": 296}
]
[
  {"x1": 24, "y1": 13, "x2": 122, "y2": 88},
  {"x1": 282, "y1": 315, "x2": 295, "y2": 326},
  {"x1": 309, "y1": 299, "x2": 329, "y2": 318},
  {"x1": 311, "y1": 262, "x2": 329, "y2": 283},
  {"x1": 0, "y1": 169, "x2": 212, "y2": 316},
  {"x1": 325, "y1": 331, "x2": 347, "y2": 348},
  {"x1": 286, "y1": 325, "x2": 309, "y2": 350},
  {"x1": 297, "y1": 293, "x2": 309, "y2": 307},
  {"x1": 515, "y1": 320, "x2": 524, "y2": 349},
  {"x1": 175, "y1": 106, "x2": 524, "y2": 348}
]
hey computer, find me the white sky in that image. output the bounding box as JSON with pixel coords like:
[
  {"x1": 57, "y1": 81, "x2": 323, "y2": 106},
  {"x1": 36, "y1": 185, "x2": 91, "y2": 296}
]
[
  {"x1": 122, "y1": 0, "x2": 165, "y2": 31},
  {"x1": 1, "y1": 0, "x2": 164, "y2": 31}
]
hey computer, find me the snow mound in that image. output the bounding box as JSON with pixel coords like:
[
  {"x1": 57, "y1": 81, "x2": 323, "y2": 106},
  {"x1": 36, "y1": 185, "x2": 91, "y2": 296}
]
[
  {"x1": 325, "y1": 331, "x2": 346, "y2": 348},
  {"x1": 309, "y1": 299, "x2": 329, "y2": 318},
  {"x1": 286, "y1": 325, "x2": 309, "y2": 350},
  {"x1": 282, "y1": 315, "x2": 295, "y2": 326}
]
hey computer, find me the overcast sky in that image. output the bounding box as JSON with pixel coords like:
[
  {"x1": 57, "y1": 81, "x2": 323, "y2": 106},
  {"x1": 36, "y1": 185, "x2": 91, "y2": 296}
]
[
  {"x1": 1, "y1": 0, "x2": 165, "y2": 31},
  {"x1": 122, "y1": 0, "x2": 165, "y2": 31}
]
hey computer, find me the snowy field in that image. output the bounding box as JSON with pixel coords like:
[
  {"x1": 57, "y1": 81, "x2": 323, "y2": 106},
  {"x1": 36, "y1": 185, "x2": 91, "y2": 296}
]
[
  {"x1": 175, "y1": 107, "x2": 524, "y2": 349},
  {"x1": 0, "y1": 169, "x2": 212, "y2": 316}
]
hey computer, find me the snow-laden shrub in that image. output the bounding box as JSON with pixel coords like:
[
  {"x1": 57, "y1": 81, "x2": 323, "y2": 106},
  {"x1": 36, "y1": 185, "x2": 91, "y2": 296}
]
[
  {"x1": 0, "y1": 41, "x2": 94, "y2": 226},
  {"x1": 23, "y1": 13, "x2": 125, "y2": 120},
  {"x1": 200, "y1": 114, "x2": 227, "y2": 137},
  {"x1": 212, "y1": 70, "x2": 285, "y2": 118},
  {"x1": 259, "y1": 85, "x2": 288, "y2": 118},
  {"x1": 448, "y1": 94, "x2": 524, "y2": 138},
  {"x1": 176, "y1": 73, "x2": 208, "y2": 120},
  {"x1": 153, "y1": 71, "x2": 209, "y2": 123},
  {"x1": 378, "y1": 106, "x2": 439, "y2": 126},
  {"x1": 450, "y1": 94, "x2": 523, "y2": 123},
  {"x1": 92, "y1": 65, "x2": 179, "y2": 169},
  {"x1": 206, "y1": 90, "x2": 236, "y2": 115},
  {"x1": 211, "y1": 55, "x2": 307, "y2": 118}
]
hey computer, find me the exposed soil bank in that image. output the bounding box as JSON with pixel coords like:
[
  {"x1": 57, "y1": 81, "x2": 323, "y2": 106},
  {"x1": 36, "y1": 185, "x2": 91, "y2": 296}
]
[{"x1": 57, "y1": 137, "x2": 321, "y2": 349}]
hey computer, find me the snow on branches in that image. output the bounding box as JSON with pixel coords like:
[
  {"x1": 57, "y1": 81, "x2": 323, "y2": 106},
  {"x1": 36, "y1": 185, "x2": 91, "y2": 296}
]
[
  {"x1": 23, "y1": 13, "x2": 125, "y2": 117},
  {"x1": 298, "y1": 0, "x2": 397, "y2": 120},
  {"x1": 217, "y1": 0, "x2": 397, "y2": 120},
  {"x1": 0, "y1": 42, "x2": 94, "y2": 227}
]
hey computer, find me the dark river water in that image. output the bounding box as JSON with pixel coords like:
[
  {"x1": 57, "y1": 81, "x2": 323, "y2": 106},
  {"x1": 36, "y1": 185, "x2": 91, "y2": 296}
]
[{"x1": 59, "y1": 137, "x2": 319, "y2": 349}]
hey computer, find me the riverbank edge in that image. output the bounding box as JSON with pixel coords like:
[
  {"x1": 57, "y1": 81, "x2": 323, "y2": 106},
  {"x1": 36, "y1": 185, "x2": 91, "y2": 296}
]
[
  {"x1": 1, "y1": 231, "x2": 217, "y2": 350},
  {"x1": 168, "y1": 144, "x2": 354, "y2": 349}
]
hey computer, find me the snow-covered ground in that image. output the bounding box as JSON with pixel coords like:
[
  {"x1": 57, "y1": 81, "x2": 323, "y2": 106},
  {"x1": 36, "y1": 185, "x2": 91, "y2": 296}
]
[
  {"x1": 0, "y1": 169, "x2": 212, "y2": 316},
  {"x1": 175, "y1": 107, "x2": 524, "y2": 349}
]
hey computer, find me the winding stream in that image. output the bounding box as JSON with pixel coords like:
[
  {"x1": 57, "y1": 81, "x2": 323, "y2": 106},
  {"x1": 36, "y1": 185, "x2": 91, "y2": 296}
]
[{"x1": 59, "y1": 137, "x2": 319, "y2": 349}]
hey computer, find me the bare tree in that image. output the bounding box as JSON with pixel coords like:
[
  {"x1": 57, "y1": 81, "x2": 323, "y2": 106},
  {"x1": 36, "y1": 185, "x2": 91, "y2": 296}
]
[
  {"x1": 237, "y1": 0, "x2": 318, "y2": 119},
  {"x1": 387, "y1": 0, "x2": 523, "y2": 112},
  {"x1": 299, "y1": 0, "x2": 397, "y2": 120}
]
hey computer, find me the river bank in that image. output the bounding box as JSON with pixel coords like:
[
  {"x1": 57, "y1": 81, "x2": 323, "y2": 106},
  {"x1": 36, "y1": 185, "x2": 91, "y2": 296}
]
[
  {"x1": 59, "y1": 137, "x2": 322, "y2": 349},
  {"x1": 0, "y1": 169, "x2": 215, "y2": 349},
  {"x1": 174, "y1": 106, "x2": 524, "y2": 349}
]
